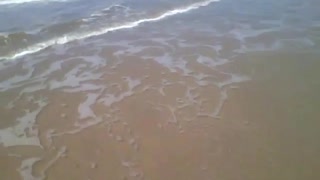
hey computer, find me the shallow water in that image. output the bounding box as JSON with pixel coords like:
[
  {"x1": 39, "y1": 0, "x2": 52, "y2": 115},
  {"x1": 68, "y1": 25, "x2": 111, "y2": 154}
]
[{"x1": 0, "y1": 0, "x2": 320, "y2": 179}]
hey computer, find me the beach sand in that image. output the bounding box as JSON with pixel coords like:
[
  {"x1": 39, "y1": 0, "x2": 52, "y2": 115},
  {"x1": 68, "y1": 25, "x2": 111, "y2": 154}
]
[
  {"x1": 1, "y1": 0, "x2": 320, "y2": 178},
  {"x1": 1, "y1": 43, "x2": 320, "y2": 179}
]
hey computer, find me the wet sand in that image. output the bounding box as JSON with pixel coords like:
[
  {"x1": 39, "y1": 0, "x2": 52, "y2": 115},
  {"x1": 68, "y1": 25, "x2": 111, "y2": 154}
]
[
  {"x1": 1, "y1": 2, "x2": 320, "y2": 178},
  {"x1": 1, "y1": 45, "x2": 320, "y2": 179}
]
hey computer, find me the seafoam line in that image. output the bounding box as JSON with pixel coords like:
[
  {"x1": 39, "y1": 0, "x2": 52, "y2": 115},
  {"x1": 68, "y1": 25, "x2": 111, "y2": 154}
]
[{"x1": 0, "y1": 0, "x2": 220, "y2": 60}]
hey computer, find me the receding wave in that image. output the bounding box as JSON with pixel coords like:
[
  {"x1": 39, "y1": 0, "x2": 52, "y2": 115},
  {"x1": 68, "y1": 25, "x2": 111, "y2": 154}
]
[
  {"x1": 0, "y1": 20, "x2": 82, "y2": 57},
  {"x1": 0, "y1": 0, "x2": 69, "y2": 5},
  {"x1": 0, "y1": 0, "x2": 220, "y2": 60}
]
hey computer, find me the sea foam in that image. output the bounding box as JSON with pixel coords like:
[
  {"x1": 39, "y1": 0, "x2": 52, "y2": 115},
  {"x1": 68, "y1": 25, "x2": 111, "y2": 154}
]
[{"x1": 0, "y1": 0, "x2": 220, "y2": 60}]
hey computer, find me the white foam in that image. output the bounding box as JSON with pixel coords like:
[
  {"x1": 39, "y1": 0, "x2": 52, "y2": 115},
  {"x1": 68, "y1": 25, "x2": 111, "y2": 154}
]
[
  {"x1": 0, "y1": 52, "x2": 106, "y2": 95},
  {"x1": 196, "y1": 55, "x2": 229, "y2": 68},
  {"x1": 52, "y1": 109, "x2": 120, "y2": 137},
  {"x1": 121, "y1": 160, "x2": 134, "y2": 168},
  {"x1": 89, "y1": 4, "x2": 130, "y2": 19},
  {"x1": 114, "y1": 46, "x2": 147, "y2": 56},
  {"x1": 0, "y1": 68, "x2": 34, "y2": 92},
  {"x1": 33, "y1": 146, "x2": 67, "y2": 180},
  {"x1": 168, "y1": 106, "x2": 178, "y2": 124},
  {"x1": 48, "y1": 64, "x2": 103, "y2": 92},
  {"x1": 55, "y1": 117, "x2": 104, "y2": 136},
  {"x1": 17, "y1": 157, "x2": 42, "y2": 180},
  {"x1": 18, "y1": 148, "x2": 66, "y2": 179},
  {"x1": 0, "y1": 0, "x2": 69, "y2": 5},
  {"x1": 124, "y1": 77, "x2": 142, "y2": 90},
  {"x1": 212, "y1": 89, "x2": 228, "y2": 118},
  {"x1": 90, "y1": 162, "x2": 97, "y2": 169},
  {"x1": 229, "y1": 24, "x2": 279, "y2": 43},
  {"x1": 195, "y1": 73, "x2": 250, "y2": 119},
  {"x1": 79, "y1": 55, "x2": 107, "y2": 68},
  {"x1": 0, "y1": 99, "x2": 47, "y2": 147},
  {"x1": 148, "y1": 53, "x2": 177, "y2": 72},
  {"x1": 45, "y1": 129, "x2": 55, "y2": 146},
  {"x1": 273, "y1": 38, "x2": 316, "y2": 50},
  {"x1": 63, "y1": 83, "x2": 102, "y2": 93},
  {"x1": 99, "y1": 77, "x2": 141, "y2": 106},
  {"x1": 149, "y1": 54, "x2": 193, "y2": 74},
  {"x1": 78, "y1": 93, "x2": 99, "y2": 119},
  {"x1": 217, "y1": 73, "x2": 250, "y2": 88},
  {"x1": 1, "y1": 0, "x2": 220, "y2": 60}
]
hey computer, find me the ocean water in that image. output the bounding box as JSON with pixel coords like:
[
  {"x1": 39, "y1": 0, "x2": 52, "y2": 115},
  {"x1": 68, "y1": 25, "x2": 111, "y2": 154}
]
[{"x1": 0, "y1": 0, "x2": 320, "y2": 179}]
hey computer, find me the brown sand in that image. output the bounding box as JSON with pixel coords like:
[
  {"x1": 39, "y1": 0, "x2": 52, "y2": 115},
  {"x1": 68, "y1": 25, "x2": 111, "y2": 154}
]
[{"x1": 1, "y1": 39, "x2": 320, "y2": 180}]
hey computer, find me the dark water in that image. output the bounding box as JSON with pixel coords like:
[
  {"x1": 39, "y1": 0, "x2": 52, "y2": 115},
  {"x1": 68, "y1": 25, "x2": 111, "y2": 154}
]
[
  {"x1": 1, "y1": 0, "x2": 319, "y2": 60},
  {"x1": 0, "y1": 0, "x2": 213, "y2": 58}
]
